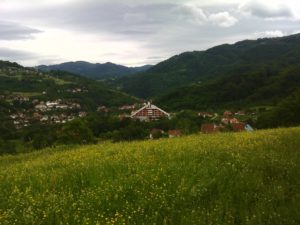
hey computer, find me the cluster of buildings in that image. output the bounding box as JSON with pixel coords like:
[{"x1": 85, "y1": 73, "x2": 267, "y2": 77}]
[
  {"x1": 200, "y1": 110, "x2": 254, "y2": 133},
  {"x1": 66, "y1": 88, "x2": 88, "y2": 93},
  {"x1": 0, "y1": 67, "x2": 42, "y2": 76},
  {"x1": 35, "y1": 99, "x2": 81, "y2": 112},
  {"x1": 4, "y1": 89, "x2": 255, "y2": 135},
  {"x1": 5, "y1": 96, "x2": 85, "y2": 129},
  {"x1": 9, "y1": 111, "x2": 87, "y2": 129},
  {"x1": 130, "y1": 103, "x2": 254, "y2": 137}
]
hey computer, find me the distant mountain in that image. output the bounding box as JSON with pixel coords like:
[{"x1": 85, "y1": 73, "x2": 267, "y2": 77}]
[
  {"x1": 111, "y1": 33, "x2": 300, "y2": 99},
  {"x1": 37, "y1": 61, "x2": 152, "y2": 80}
]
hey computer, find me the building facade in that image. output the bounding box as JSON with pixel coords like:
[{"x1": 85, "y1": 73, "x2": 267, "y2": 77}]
[{"x1": 131, "y1": 102, "x2": 170, "y2": 121}]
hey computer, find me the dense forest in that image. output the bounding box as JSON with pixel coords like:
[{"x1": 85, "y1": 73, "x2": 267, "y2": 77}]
[{"x1": 155, "y1": 64, "x2": 300, "y2": 110}]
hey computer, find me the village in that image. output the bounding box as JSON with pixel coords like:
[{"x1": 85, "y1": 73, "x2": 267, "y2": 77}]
[
  {"x1": 128, "y1": 102, "x2": 254, "y2": 138},
  {"x1": 0, "y1": 64, "x2": 255, "y2": 138},
  {"x1": 2, "y1": 92, "x2": 256, "y2": 136}
]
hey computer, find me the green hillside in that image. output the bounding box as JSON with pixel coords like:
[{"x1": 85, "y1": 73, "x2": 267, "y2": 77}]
[
  {"x1": 0, "y1": 60, "x2": 136, "y2": 109},
  {"x1": 1, "y1": 127, "x2": 300, "y2": 225},
  {"x1": 111, "y1": 33, "x2": 300, "y2": 98},
  {"x1": 0, "y1": 60, "x2": 138, "y2": 153},
  {"x1": 155, "y1": 64, "x2": 300, "y2": 110}
]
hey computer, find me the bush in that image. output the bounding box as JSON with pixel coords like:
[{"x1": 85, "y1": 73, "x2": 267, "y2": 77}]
[{"x1": 58, "y1": 119, "x2": 96, "y2": 145}]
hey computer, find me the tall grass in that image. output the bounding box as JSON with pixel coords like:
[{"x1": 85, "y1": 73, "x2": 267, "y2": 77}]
[{"x1": 1, "y1": 127, "x2": 300, "y2": 225}]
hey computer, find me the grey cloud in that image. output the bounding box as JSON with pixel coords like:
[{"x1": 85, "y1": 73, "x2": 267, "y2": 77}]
[
  {"x1": 5, "y1": 1, "x2": 238, "y2": 38},
  {"x1": 240, "y1": 2, "x2": 293, "y2": 19},
  {"x1": 0, "y1": 21, "x2": 42, "y2": 40},
  {"x1": 16, "y1": 1, "x2": 298, "y2": 60},
  {"x1": 1, "y1": 0, "x2": 300, "y2": 66},
  {"x1": 0, "y1": 47, "x2": 37, "y2": 60}
]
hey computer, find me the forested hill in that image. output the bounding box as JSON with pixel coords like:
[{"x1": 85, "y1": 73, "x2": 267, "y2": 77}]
[
  {"x1": 38, "y1": 61, "x2": 152, "y2": 80},
  {"x1": 0, "y1": 60, "x2": 136, "y2": 110},
  {"x1": 155, "y1": 64, "x2": 300, "y2": 111},
  {"x1": 111, "y1": 33, "x2": 300, "y2": 98}
]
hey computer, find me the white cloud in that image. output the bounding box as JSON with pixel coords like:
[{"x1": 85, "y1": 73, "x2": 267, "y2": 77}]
[
  {"x1": 292, "y1": 30, "x2": 300, "y2": 35},
  {"x1": 239, "y1": 1, "x2": 294, "y2": 20},
  {"x1": 209, "y1": 12, "x2": 238, "y2": 27},
  {"x1": 254, "y1": 30, "x2": 286, "y2": 38},
  {"x1": 175, "y1": 4, "x2": 238, "y2": 27}
]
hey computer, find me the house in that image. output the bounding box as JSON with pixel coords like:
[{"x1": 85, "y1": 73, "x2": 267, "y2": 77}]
[
  {"x1": 56, "y1": 104, "x2": 68, "y2": 110},
  {"x1": 46, "y1": 101, "x2": 59, "y2": 108},
  {"x1": 78, "y1": 111, "x2": 87, "y2": 118},
  {"x1": 97, "y1": 106, "x2": 109, "y2": 113},
  {"x1": 230, "y1": 118, "x2": 239, "y2": 124},
  {"x1": 168, "y1": 130, "x2": 182, "y2": 138},
  {"x1": 231, "y1": 123, "x2": 246, "y2": 132},
  {"x1": 245, "y1": 124, "x2": 254, "y2": 132},
  {"x1": 40, "y1": 115, "x2": 49, "y2": 123},
  {"x1": 33, "y1": 112, "x2": 43, "y2": 120},
  {"x1": 35, "y1": 104, "x2": 47, "y2": 111},
  {"x1": 221, "y1": 117, "x2": 239, "y2": 124},
  {"x1": 119, "y1": 105, "x2": 136, "y2": 110},
  {"x1": 10, "y1": 114, "x2": 18, "y2": 119},
  {"x1": 131, "y1": 102, "x2": 170, "y2": 121},
  {"x1": 235, "y1": 111, "x2": 246, "y2": 116},
  {"x1": 198, "y1": 112, "x2": 213, "y2": 118},
  {"x1": 223, "y1": 111, "x2": 233, "y2": 117},
  {"x1": 201, "y1": 124, "x2": 219, "y2": 134}
]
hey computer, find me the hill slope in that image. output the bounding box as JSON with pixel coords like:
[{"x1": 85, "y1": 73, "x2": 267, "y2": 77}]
[
  {"x1": 155, "y1": 64, "x2": 300, "y2": 110},
  {"x1": 0, "y1": 60, "x2": 136, "y2": 110},
  {"x1": 1, "y1": 127, "x2": 300, "y2": 224},
  {"x1": 38, "y1": 61, "x2": 152, "y2": 80},
  {"x1": 112, "y1": 33, "x2": 300, "y2": 98}
]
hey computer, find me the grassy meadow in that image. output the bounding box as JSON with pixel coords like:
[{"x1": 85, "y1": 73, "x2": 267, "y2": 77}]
[{"x1": 0, "y1": 127, "x2": 300, "y2": 225}]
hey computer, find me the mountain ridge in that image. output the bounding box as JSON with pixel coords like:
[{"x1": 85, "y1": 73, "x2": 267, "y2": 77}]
[
  {"x1": 37, "y1": 61, "x2": 152, "y2": 80},
  {"x1": 111, "y1": 33, "x2": 300, "y2": 99}
]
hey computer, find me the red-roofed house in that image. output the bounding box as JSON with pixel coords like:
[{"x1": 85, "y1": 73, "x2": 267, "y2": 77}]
[
  {"x1": 223, "y1": 110, "x2": 233, "y2": 117},
  {"x1": 168, "y1": 130, "x2": 182, "y2": 138},
  {"x1": 231, "y1": 123, "x2": 246, "y2": 132},
  {"x1": 201, "y1": 124, "x2": 219, "y2": 134},
  {"x1": 131, "y1": 102, "x2": 170, "y2": 121}
]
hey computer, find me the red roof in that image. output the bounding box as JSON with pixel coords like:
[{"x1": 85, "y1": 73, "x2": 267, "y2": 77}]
[
  {"x1": 131, "y1": 102, "x2": 170, "y2": 121},
  {"x1": 223, "y1": 111, "x2": 233, "y2": 117},
  {"x1": 232, "y1": 123, "x2": 246, "y2": 132},
  {"x1": 168, "y1": 130, "x2": 182, "y2": 137},
  {"x1": 201, "y1": 124, "x2": 219, "y2": 134}
]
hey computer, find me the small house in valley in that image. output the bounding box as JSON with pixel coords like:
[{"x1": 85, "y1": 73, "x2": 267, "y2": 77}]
[
  {"x1": 131, "y1": 102, "x2": 170, "y2": 121},
  {"x1": 168, "y1": 130, "x2": 182, "y2": 138},
  {"x1": 223, "y1": 110, "x2": 233, "y2": 117},
  {"x1": 201, "y1": 124, "x2": 220, "y2": 134}
]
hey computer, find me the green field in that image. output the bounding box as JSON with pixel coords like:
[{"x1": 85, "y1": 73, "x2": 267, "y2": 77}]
[{"x1": 1, "y1": 128, "x2": 300, "y2": 225}]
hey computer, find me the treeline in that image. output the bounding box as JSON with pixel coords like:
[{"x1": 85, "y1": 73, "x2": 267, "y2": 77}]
[
  {"x1": 257, "y1": 90, "x2": 300, "y2": 128},
  {"x1": 0, "y1": 111, "x2": 204, "y2": 155}
]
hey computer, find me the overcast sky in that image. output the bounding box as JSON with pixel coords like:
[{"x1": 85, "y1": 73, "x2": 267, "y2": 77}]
[{"x1": 1, "y1": 0, "x2": 300, "y2": 66}]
